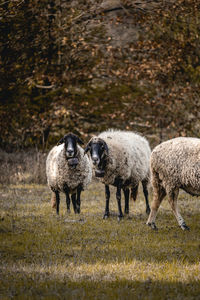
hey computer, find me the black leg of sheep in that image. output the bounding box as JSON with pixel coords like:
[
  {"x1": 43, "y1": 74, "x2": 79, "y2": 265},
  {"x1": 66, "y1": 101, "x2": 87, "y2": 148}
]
[
  {"x1": 65, "y1": 191, "x2": 70, "y2": 213},
  {"x1": 103, "y1": 184, "x2": 110, "y2": 219},
  {"x1": 71, "y1": 193, "x2": 77, "y2": 214},
  {"x1": 55, "y1": 191, "x2": 60, "y2": 215},
  {"x1": 142, "y1": 179, "x2": 151, "y2": 215},
  {"x1": 116, "y1": 182, "x2": 123, "y2": 221},
  {"x1": 123, "y1": 188, "x2": 130, "y2": 215},
  {"x1": 76, "y1": 185, "x2": 82, "y2": 214}
]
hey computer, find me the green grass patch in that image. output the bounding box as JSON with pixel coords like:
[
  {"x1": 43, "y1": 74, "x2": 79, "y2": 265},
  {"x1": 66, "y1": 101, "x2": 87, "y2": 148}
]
[{"x1": 0, "y1": 183, "x2": 200, "y2": 299}]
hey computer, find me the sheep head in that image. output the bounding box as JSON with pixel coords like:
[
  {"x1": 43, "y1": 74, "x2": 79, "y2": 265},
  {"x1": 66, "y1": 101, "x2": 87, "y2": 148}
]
[
  {"x1": 85, "y1": 137, "x2": 108, "y2": 171},
  {"x1": 57, "y1": 133, "x2": 84, "y2": 159}
]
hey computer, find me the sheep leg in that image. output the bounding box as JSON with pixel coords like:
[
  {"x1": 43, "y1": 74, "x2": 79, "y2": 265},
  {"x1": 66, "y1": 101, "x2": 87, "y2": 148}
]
[
  {"x1": 71, "y1": 193, "x2": 77, "y2": 214},
  {"x1": 123, "y1": 188, "x2": 130, "y2": 214},
  {"x1": 142, "y1": 179, "x2": 151, "y2": 215},
  {"x1": 116, "y1": 182, "x2": 123, "y2": 221},
  {"x1": 65, "y1": 191, "x2": 70, "y2": 213},
  {"x1": 146, "y1": 181, "x2": 166, "y2": 230},
  {"x1": 131, "y1": 185, "x2": 138, "y2": 201},
  {"x1": 168, "y1": 189, "x2": 189, "y2": 230},
  {"x1": 103, "y1": 184, "x2": 110, "y2": 219},
  {"x1": 55, "y1": 191, "x2": 60, "y2": 215},
  {"x1": 76, "y1": 186, "x2": 82, "y2": 214}
]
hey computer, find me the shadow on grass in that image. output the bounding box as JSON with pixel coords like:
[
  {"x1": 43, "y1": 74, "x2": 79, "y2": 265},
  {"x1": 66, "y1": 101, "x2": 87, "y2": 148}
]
[{"x1": 0, "y1": 273, "x2": 200, "y2": 299}]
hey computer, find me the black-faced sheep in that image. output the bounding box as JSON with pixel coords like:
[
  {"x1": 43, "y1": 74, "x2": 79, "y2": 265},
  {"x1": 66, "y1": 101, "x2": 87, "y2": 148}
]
[
  {"x1": 146, "y1": 137, "x2": 200, "y2": 230},
  {"x1": 46, "y1": 133, "x2": 92, "y2": 215},
  {"x1": 85, "y1": 129, "x2": 151, "y2": 220}
]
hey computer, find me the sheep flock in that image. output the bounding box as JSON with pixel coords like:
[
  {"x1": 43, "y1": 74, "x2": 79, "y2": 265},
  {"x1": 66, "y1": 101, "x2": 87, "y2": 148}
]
[{"x1": 46, "y1": 130, "x2": 200, "y2": 231}]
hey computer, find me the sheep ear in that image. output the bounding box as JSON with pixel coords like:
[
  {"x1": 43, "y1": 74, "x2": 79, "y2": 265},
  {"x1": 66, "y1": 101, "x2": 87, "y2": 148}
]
[
  {"x1": 76, "y1": 136, "x2": 84, "y2": 145},
  {"x1": 84, "y1": 141, "x2": 91, "y2": 154},
  {"x1": 57, "y1": 137, "x2": 64, "y2": 146}
]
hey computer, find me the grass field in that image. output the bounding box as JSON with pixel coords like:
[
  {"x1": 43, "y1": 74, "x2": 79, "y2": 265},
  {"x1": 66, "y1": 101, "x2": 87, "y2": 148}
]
[{"x1": 0, "y1": 182, "x2": 200, "y2": 299}]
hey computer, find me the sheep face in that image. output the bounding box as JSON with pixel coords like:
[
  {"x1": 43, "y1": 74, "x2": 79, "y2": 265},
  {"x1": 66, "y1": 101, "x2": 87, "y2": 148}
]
[
  {"x1": 57, "y1": 133, "x2": 84, "y2": 159},
  {"x1": 85, "y1": 138, "x2": 109, "y2": 169}
]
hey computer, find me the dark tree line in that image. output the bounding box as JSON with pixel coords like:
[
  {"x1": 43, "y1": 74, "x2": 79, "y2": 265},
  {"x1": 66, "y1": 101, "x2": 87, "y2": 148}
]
[{"x1": 0, "y1": 0, "x2": 200, "y2": 150}]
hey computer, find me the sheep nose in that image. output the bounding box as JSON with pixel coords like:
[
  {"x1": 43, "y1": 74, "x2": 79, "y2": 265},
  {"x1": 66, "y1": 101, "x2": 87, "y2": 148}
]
[
  {"x1": 67, "y1": 150, "x2": 74, "y2": 157},
  {"x1": 92, "y1": 156, "x2": 99, "y2": 165}
]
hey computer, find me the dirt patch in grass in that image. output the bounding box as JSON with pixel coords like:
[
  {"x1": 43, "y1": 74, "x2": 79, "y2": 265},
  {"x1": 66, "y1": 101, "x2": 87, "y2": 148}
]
[{"x1": 0, "y1": 183, "x2": 200, "y2": 299}]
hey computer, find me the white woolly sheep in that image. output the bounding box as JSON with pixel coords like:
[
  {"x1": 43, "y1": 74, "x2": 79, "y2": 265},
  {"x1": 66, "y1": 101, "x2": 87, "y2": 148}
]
[
  {"x1": 46, "y1": 133, "x2": 92, "y2": 215},
  {"x1": 85, "y1": 129, "x2": 151, "y2": 220},
  {"x1": 147, "y1": 137, "x2": 200, "y2": 230}
]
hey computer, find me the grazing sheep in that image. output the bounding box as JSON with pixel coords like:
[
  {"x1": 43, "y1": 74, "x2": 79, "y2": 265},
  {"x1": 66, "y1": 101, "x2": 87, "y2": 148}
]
[
  {"x1": 85, "y1": 129, "x2": 151, "y2": 220},
  {"x1": 46, "y1": 133, "x2": 92, "y2": 215},
  {"x1": 146, "y1": 137, "x2": 200, "y2": 230}
]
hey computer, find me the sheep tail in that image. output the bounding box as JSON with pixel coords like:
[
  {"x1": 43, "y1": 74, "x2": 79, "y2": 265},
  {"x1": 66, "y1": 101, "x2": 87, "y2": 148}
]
[
  {"x1": 51, "y1": 192, "x2": 56, "y2": 209},
  {"x1": 131, "y1": 185, "x2": 139, "y2": 202}
]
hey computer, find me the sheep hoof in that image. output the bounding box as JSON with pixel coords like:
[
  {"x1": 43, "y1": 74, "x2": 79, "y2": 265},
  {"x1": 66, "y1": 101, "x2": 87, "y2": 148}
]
[
  {"x1": 76, "y1": 206, "x2": 80, "y2": 214},
  {"x1": 146, "y1": 207, "x2": 151, "y2": 215},
  {"x1": 180, "y1": 223, "x2": 190, "y2": 231},
  {"x1": 117, "y1": 215, "x2": 123, "y2": 222},
  {"x1": 147, "y1": 222, "x2": 158, "y2": 230},
  {"x1": 103, "y1": 214, "x2": 109, "y2": 219}
]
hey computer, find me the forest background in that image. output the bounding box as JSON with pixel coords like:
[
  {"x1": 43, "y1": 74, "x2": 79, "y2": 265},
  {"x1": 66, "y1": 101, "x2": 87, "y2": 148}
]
[{"x1": 0, "y1": 0, "x2": 200, "y2": 152}]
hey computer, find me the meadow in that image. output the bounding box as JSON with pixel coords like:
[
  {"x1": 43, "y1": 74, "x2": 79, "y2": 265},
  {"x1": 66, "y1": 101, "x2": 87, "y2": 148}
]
[{"x1": 0, "y1": 179, "x2": 200, "y2": 299}]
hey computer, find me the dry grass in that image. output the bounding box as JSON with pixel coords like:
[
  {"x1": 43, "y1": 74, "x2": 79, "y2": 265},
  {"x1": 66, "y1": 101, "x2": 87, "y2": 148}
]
[
  {"x1": 0, "y1": 181, "x2": 200, "y2": 299},
  {"x1": 0, "y1": 149, "x2": 47, "y2": 185}
]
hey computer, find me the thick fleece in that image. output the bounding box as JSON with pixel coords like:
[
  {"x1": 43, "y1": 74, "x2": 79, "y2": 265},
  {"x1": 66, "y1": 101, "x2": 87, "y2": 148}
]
[
  {"x1": 97, "y1": 129, "x2": 151, "y2": 186},
  {"x1": 147, "y1": 137, "x2": 200, "y2": 230},
  {"x1": 151, "y1": 137, "x2": 200, "y2": 196},
  {"x1": 46, "y1": 144, "x2": 92, "y2": 194}
]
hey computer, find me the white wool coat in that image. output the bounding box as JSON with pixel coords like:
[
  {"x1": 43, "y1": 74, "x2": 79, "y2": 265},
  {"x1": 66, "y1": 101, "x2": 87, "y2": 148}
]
[
  {"x1": 151, "y1": 137, "x2": 200, "y2": 196},
  {"x1": 46, "y1": 144, "x2": 92, "y2": 193},
  {"x1": 95, "y1": 129, "x2": 151, "y2": 186}
]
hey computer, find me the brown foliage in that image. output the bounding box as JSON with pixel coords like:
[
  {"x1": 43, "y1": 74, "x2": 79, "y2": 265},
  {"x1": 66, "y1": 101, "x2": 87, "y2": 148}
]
[{"x1": 0, "y1": 0, "x2": 200, "y2": 150}]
